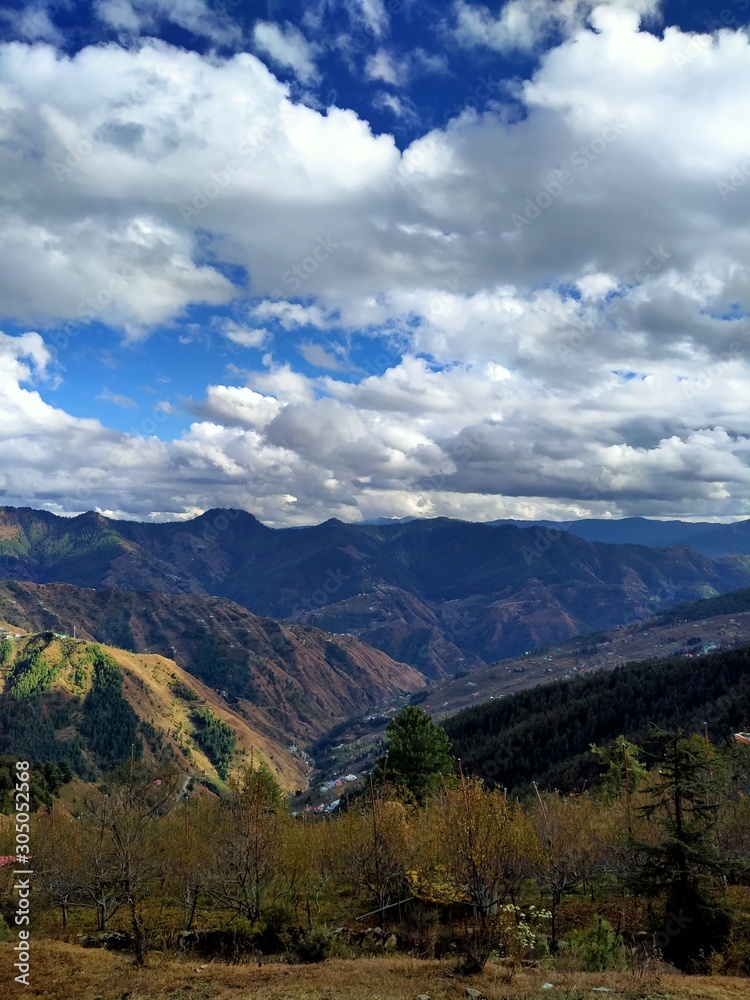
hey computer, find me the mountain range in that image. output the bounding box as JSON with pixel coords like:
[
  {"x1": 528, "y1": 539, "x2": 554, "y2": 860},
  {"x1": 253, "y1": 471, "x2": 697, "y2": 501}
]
[{"x1": 2, "y1": 506, "x2": 750, "y2": 674}]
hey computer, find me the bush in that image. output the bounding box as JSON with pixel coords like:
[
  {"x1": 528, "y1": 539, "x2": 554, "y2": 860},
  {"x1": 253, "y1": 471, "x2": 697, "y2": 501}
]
[
  {"x1": 295, "y1": 926, "x2": 332, "y2": 963},
  {"x1": 254, "y1": 904, "x2": 295, "y2": 953},
  {"x1": 170, "y1": 679, "x2": 199, "y2": 701},
  {"x1": 190, "y1": 707, "x2": 237, "y2": 779},
  {"x1": 566, "y1": 916, "x2": 627, "y2": 972}
]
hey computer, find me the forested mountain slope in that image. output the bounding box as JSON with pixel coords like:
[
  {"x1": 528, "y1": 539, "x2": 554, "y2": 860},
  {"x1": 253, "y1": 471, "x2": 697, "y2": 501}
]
[
  {"x1": 0, "y1": 625, "x2": 306, "y2": 791},
  {"x1": 443, "y1": 645, "x2": 750, "y2": 794},
  {"x1": 0, "y1": 581, "x2": 425, "y2": 745}
]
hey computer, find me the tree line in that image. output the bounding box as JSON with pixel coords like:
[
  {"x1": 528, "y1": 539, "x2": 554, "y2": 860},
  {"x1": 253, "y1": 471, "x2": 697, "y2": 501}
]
[
  {"x1": 443, "y1": 645, "x2": 750, "y2": 793},
  {"x1": 3, "y1": 707, "x2": 750, "y2": 976}
]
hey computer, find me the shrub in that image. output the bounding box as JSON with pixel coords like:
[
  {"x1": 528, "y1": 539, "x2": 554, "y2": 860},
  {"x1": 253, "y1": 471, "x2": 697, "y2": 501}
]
[
  {"x1": 295, "y1": 926, "x2": 332, "y2": 963},
  {"x1": 254, "y1": 904, "x2": 296, "y2": 953},
  {"x1": 170, "y1": 678, "x2": 199, "y2": 701},
  {"x1": 566, "y1": 916, "x2": 627, "y2": 972}
]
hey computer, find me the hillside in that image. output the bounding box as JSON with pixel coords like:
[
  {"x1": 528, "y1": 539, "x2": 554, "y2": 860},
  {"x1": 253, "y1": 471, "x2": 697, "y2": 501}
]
[
  {"x1": 417, "y1": 585, "x2": 750, "y2": 719},
  {"x1": 442, "y1": 644, "x2": 750, "y2": 794},
  {"x1": 3, "y1": 506, "x2": 750, "y2": 675},
  {"x1": 0, "y1": 581, "x2": 426, "y2": 745},
  {"x1": 306, "y1": 587, "x2": 750, "y2": 795},
  {"x1": 651, "y1": 585, "x2": 750, "y2": 626},
  {"x1": 0, "y1": 624, "x2": 306, "y2": 791}
]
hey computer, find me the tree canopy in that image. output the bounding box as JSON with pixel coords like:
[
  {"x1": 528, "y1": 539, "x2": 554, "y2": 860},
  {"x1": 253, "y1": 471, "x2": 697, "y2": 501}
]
[{"x1": 377, "y1": 705, "x2": 454, "y2": 804}]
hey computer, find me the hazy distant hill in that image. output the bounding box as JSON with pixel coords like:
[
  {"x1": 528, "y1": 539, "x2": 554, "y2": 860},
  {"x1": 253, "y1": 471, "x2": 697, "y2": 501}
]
[
  {"x1": 3, "y1": 506, "x2": 750, "y2": 674},
  {"x1": 0, "y1": 580, "x2": 425, "y2": 745},
  {"x1": 489, "y1": 515, "x2": 750, "y2": 554}
]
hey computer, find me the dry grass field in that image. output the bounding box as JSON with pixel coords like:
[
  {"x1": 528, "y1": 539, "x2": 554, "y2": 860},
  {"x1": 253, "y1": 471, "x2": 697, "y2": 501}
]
[{"x1": 2, "y1": 945, "x2": 749, "y2": 1000}]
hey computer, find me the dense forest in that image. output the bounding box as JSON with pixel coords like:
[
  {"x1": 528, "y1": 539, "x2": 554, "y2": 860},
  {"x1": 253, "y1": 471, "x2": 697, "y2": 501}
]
[
  {"x1": 443, "y1": 645, "x2": 750, "y2": 793},
  {"x1": 0, "y1": 635, "x2": 147, "y2": 777},
  {"x1": 650, "y1": 586, "x2": 750, "y2": 626}
]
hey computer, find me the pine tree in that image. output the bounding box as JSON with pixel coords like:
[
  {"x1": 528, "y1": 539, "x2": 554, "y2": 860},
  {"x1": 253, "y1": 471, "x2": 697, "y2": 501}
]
[
  {"x1": 629, "y1": 728, "x2": 735, "y2": 971},
  {"x1": 376, "y1": 706, "x2": 454, "y2": 804}
]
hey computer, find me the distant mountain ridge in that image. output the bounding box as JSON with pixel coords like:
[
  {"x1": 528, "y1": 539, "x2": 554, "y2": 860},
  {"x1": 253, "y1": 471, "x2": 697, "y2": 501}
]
[
  {"x1": 488, "y1": 515, "x2": 750, "y2": 555},
  {"x1": 2, "y1": 506, "x2": 750, "y2": 674}
]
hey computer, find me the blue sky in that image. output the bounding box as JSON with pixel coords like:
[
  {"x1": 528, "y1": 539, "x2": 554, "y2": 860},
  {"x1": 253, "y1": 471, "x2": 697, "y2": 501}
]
[{"x1": 0, "y1": 0, "x2": 748, "y2": 525}]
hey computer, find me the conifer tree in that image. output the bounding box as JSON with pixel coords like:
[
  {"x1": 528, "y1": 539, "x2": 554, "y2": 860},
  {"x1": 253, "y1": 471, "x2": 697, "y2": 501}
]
[
  {"x1": 376, "y1": 706, "x2": 454, "y2": 804},
  {"x1": 630, "y1": 728, "x2": 734, "y2": 970}
]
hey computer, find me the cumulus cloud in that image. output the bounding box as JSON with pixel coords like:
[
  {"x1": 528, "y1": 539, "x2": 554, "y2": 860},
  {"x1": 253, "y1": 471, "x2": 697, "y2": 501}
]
[
  {"x1": 221, "y1": 321, "x2": 269, "y2": 349},
  {"x1": 0, "y1": 9, "x2": 749, "y2": 523}
]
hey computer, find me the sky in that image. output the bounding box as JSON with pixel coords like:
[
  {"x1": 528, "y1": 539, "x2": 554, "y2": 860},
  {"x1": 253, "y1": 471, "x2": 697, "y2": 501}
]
[{"x1": 0, "y1": 0, "x2": 748, "y2": 526}]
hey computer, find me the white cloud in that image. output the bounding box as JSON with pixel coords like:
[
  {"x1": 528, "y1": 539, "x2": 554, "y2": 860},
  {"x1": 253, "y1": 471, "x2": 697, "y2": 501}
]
[
  {"x1": 365, "y1": 49, "x2": 402, "y2": 85},
  {"x1": 365, "y1": 47, "x2": 449, "y2": 87},
  {"x1": 252, "y1": 301, "x2": 338, "y2": 331},
  {"x1": 0, "y1": 3, "x2": 63, "y2": 44},
  {"x1": 95, "y1": 0, "x2": 241, "y2": 46},
  {"x1": 192, "y1": 385, "x2": 281, "y2": 430},
  {"x1": 372, "y1": 91, "x2": 418, "y2": 122},
  {"x1": 98, "y1": 387, "x2": 138, "y2": 409},
  {"x1": 253, "y1": 21, "x2": 320, "y2": 83},
  {"x1": 345, "y1": 0, "x2": 389, "y2": 38},
  {"x1": 221, "y1": 321, "x2": 269, "y2": 349},
  {"x1": 453, "y1": 0, "x2": 661, "y2": 53},
  {"x1": 298, "y1": 342, "x2": 348, "y2": 370},
  {"x1": 1, "y1": 12, "x2": 750, "y2": 523}
]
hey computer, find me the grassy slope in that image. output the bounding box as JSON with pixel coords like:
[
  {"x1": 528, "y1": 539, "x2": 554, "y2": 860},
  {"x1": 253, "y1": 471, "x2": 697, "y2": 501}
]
[
  {"x1": 1, "y1": 945, "x2": 748, "y2": 1000},
  {"x1": 0, "y1": 581, "x2": 426, "y2": 743},
  {"x1": 0, "y1": 622, "x2": 306, "y2": 792}
]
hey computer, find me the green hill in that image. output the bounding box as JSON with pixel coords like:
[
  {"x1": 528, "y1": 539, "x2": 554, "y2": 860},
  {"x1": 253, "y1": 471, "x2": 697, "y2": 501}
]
[
  {"x1": 0, "y1": 625, "x2": 308, "y2": 795},
  {"x1": 443, "y1": 644, "x2": 750, "y2": 793},
  {"x1": 651, "y1": 586, "x2": 750, "y2": 626}
]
